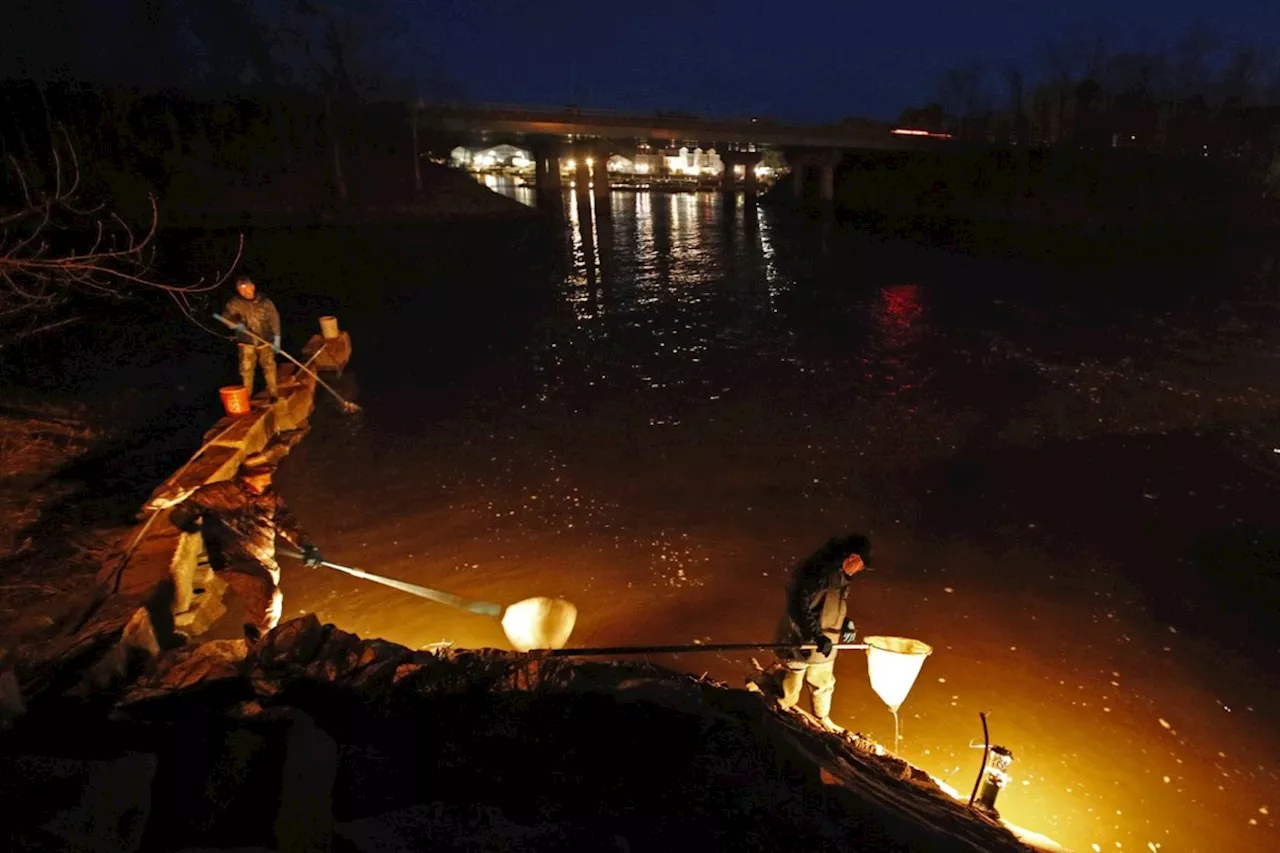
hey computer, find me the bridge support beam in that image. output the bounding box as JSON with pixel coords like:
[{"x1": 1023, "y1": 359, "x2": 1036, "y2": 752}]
[
  {"x1": 819, "y1": 163, "x2": 834, "y2": 201},
  {"x1": 718, "y1": 148, "x2": 763, "y2": 205},
  {"x1": 574, "y1": 144, "x2": 592, "y2": 194},
  {"x1": 720, "y1": 154, "x2": 736, "y2": 199},
  {"x1": 593, "y1": 143, "x2": 610, "y2": 202},
  {"x1": 544, "y1": 155, "x2": 561, "y2": 192},
  {"x1": 741, "y1": 151, "x2": 762, "y2": 201},
  {"x1": 529, "y1": 137, "x2": 563, "y2": 215},
  {"x1": 786, "y1": 147, "x2": 842, "y2": 207}
]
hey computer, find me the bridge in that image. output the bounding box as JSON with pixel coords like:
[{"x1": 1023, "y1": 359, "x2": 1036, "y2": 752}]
[{"x1": 416, "y1": 101, "x2": 952, "y2": 205}]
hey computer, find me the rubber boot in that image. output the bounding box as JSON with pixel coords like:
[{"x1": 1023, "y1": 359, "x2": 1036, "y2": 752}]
[{"x1": 263, "y1": 353, "x2": 279, "y2": 402}]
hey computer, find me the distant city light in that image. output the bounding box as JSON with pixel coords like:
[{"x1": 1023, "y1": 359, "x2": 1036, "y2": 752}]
[{"x1": 891, "y1": 128, "x2": 952, "y2": 139}]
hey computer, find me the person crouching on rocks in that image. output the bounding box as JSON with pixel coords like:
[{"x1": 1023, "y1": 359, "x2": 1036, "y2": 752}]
[
  {"x1": 170, "y1": 455, "x2": 323, "y2": 641},
  {"x1": 773, "y1": 534, "x2": 872, "y2": 733}
]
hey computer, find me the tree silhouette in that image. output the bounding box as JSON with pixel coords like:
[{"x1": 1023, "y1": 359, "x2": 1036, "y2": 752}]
[{"x1": 1, "y1": 127, "x2": 241, "y2": 348}]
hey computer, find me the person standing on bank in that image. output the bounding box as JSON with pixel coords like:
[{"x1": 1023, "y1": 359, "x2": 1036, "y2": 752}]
[
  {"x1": 774, "y1": 534, "x2": 872, "y2": 733},
  {"x1": 222, "y1": 276, "x2": 282, "y2": 403}
]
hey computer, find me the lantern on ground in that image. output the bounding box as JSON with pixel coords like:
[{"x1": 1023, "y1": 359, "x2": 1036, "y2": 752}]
[{"x1": 973, "y1": 745, "x2": 1015, "y2": 814}]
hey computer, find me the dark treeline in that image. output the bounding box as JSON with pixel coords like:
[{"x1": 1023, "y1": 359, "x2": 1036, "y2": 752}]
[
  {"x1": 0, "y1": 0, "x2": 458, "y2": 219},
  {"x1": 822, "y1": 27, "x2": 1280, "y2": 240},
  {"x1": 0, "y1": 1, "x2": 469, "y2": 352},
  {"x1": 902, "y1": 26, "x2": 1280, "y2": 167}
]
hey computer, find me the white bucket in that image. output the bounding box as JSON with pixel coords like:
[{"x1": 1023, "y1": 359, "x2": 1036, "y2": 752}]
[
  {"x1": 319, "y1": 315, "x2": 340, "y2": 339},
  {"x1": 863, "y1": 635, "x2": 933, "y2": 713}
]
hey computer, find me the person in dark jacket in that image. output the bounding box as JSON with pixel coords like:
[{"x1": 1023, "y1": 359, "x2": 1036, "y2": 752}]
[
  {"x1": 222, "y1": 276, "x2": 282, "y2": 402},
  {"x1": 774, "y1": 534, "x2": 872, "y2": 732},
  {"x1": 170, "y1": 456, "x2": 322, "y2": 640}
]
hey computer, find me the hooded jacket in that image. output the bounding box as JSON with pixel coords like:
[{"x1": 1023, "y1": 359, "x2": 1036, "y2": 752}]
[{"x1": 775, "y1": 539, "x2": 855, "y2": 664}]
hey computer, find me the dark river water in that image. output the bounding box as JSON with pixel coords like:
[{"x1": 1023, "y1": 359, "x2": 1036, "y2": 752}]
[{"x1": 31, "y1": 183, "x2": 1279, "y2": 851}]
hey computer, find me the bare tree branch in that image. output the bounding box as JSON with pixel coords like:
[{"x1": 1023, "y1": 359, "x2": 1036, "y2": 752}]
[{"x1": 0, "y1": 124, "x2": 244, "y2": 346}]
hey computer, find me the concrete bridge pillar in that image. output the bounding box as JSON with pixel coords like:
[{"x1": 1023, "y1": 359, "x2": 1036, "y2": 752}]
[
  {"x1": 819, "y1": 160, "x2": 835, "y2": 202},
  {"x1": 529, "y1": 137, "x2": 563, "y2": 216},
  {"x1": 530, "y1": 138, "x2": 562, "y2": 192},
  {"x1": 720, "y1": 151, "x2": 737, "y2": 199},
  {"x1": 574, "y1": 145, "x2": 592, "y2": 194},
  {"x1": 740, "y1": 151, "x2": 762, "y2": 200},
  {"x1": 719, "y1": 148, "x2": 761, "y2": 203},
  {"x1": 786, "y1": 148, "x2": 841, "y2": 205},
  {"x1": 593, "y1": 143, "x2": 610, "y2": 202}
]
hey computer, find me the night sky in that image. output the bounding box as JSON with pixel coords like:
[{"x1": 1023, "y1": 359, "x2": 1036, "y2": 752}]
[{"x1": 420, "y1": 0, "x2": 1280, "y2": 121}]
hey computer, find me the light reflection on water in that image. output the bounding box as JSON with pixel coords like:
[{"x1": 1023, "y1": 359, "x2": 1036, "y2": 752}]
[
  {"x1": 479, "y1": 173, "x2": 536, "y2": 208},
  {"x1": 275, "y1": 189, "x2": 1280, "y2": 853}
]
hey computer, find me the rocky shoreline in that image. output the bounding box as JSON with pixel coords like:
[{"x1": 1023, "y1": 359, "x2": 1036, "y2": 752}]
[{"x1": 2, "y1": 614, "x2": 1059, "y2": 852}]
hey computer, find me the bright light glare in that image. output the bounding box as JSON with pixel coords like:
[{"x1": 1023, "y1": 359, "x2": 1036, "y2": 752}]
[{"x1": 501, "y1": 597, "x2": 578, "y2": 651}]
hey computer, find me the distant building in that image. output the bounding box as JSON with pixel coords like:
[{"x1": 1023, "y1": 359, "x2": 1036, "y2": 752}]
[
  {"x1": 628, "y1": 144, "x2": 723, "y2": 176},
  {"x1": 452, "y1": 144, "x2": 533, "y2": 172}
]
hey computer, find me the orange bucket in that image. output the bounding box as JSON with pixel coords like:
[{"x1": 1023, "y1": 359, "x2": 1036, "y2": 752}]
[{"x1": 219, "y1": 385, "x2": 251, "y2": 416}]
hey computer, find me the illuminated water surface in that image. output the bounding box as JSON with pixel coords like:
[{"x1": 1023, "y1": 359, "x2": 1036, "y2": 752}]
[{"x1": 264, "y1": 189, "x2": 1279, "y2": 853}]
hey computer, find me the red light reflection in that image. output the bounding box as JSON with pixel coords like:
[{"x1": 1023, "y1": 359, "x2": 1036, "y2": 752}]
[{"x1": 877, "y1": 284, "x2": 924, "y2": 350}]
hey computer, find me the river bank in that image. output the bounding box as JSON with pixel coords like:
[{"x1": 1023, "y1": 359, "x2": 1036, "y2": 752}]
[
  {"x1": 1, "y1": 614, "x2": 1062, "y2": 852},
  {"x1": 761, "y1": 145, "x2": 1274, "y2": 266},
  {"x1": 158, "y1": 158, "x2": 536, "y2": 229}
]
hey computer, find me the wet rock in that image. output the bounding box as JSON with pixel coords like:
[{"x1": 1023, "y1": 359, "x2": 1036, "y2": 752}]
[
  {"x1": 302, "y1": 332, "x2": 352, "y2": 374},
  {"x1": 248, "y1": 615, "x2": 328, "y2": 696},
  {"x1": 66, "y1": 605, "x2": 163, "y2": 698},
  {"x1": 119, "y1": 639, "x2": 249, "y2": 705},
  {"x1": 247, "y1": 617, "x2": 416, "y2": 699},
  {"x1": 245, "y1": 425, "x2": 311, "y2": 469}
]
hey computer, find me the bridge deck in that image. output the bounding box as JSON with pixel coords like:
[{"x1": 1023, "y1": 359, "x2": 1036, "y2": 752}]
[{"x1": 418, "y1": 102, "x2": 931, "y2": 151}]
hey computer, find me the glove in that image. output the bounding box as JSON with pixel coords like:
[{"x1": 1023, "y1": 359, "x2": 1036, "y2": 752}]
[
  {"x1": 272, "y1": 334, "x2": 281, "y2": 353},
  {"x1": 233, "y1": 322, "x2": 246, "y2": 333},
  {"x1": 815, "y1": 635, "x2": 834, "y2": 656},
  {"x1": 840, "y1": 618, "x2": 857, "y2": 644},
  {"x1": 301, "y1": 544, "x2": 323, "y2": 568}
]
